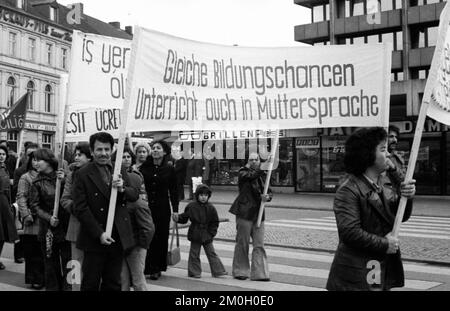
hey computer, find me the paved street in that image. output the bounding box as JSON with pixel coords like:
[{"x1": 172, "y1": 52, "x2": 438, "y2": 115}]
[
  {"x1": 1, "y1": 237, "x2": 450, "y2": 291},
  {"x1": 1, "y1": 200, "x2": 449, "y2": 291}
]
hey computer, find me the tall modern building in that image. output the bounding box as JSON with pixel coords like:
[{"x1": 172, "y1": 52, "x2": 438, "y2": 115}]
[
  {"x1": 294, "y1": 0, "x2": 450, "y2": 195},
  {"x1": 0, "y1": 0, "x2": 131, "y2": 152}
]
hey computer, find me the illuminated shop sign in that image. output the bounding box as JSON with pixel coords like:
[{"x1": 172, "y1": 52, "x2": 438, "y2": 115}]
[
  {"x1": 178, "y1": 130, "x2": 285, "y2": 141},
  {"x1": 295, "y1": 137, "x2": 320, "y2": 148}
]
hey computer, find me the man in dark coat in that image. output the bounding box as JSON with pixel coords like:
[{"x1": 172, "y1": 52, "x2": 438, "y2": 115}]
[
  {"x1": 229, "y1": 152, "x2": 272, "y2": 281},
  {"x1": 73, "y1": 132, "x2": 139, "y2": 291}
]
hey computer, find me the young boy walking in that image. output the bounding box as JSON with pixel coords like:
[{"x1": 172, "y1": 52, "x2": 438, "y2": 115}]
[{"x1": 173, "y1": 184, "x2": 227, "y2": 278}]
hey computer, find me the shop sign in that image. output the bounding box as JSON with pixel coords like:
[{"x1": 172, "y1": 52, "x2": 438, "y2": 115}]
[
  {"x1": 24, "y1": 122, "x2": 56, "y2": 132},
  {"x1": 391, "y1": 119, "x2": 450, "y2": 134},
  {"x1": 295, "y1": 137, "x2": 320, "y2": 148},
  {"x1": 0, "y1": 6, "x2": 72, "y2": 42},
  {"x1": 178, "y1": 129, "x2": 285, "y2": 141}
]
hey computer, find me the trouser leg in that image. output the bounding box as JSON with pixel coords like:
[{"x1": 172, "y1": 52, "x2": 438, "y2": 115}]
[
  {"x1": 232, "y1": 217, "x2": 252, "y2": 278},
  {"x1": 188, "y1": 242, "x2": 202, "y2": 277},
  {"x1": 250, "y1": 221, "x2": 269, "y2": 280},
  {"x1": 203, "y1": 241, "x2": 226, "y2": 277}
]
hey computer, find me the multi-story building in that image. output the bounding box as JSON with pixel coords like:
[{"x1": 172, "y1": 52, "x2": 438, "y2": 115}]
[
  {"x1": 293, "y1": 0, "x2": 450, "y2": 195},
  {"x1": 0, "y1": 0, "x2": 131, "y2": 152}
]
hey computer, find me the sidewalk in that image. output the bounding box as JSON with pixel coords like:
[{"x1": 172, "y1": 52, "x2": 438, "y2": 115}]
[{"x1": 206, "y1": 187, "x2": 450, "y2": 218}]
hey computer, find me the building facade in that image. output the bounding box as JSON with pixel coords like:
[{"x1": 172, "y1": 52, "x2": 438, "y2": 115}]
[
  {"x1": 292, "y1": 0, "x2": 450, "y2": 195},
  {"x1": 0, "y1": 0, "x2": 131, "y2": 153}
]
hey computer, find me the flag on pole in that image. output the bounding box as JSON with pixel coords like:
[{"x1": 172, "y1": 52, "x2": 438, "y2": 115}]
[
  {"x1": 426, "y1": 3, "x2": 450, "y2": 126},
  {"x1": 0, "y1": 93, "x2": 28, "y2": 131}
]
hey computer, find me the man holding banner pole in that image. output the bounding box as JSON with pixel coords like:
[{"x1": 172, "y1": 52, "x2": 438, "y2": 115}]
[{"x1": 229, "y1": 152, "x2": 272, "y2": 282}]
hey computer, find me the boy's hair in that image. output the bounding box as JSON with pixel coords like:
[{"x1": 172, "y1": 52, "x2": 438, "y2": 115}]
[{"x1": 195, "y1": 184, "x2": 212, "y2": 200}]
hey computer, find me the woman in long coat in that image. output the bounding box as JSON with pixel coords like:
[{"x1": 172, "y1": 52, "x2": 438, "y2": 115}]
[
  {"x1": 140, "y1": 140, "x2": 178, "y2": 280},
  {"x1": 326, "y1": 127, "x2": 416, "y2": 291},
  {"x1": 0, "y1": 145, "x2": 18, "y2": 270},
  {"x1": 16, "y1": 151, "x2": 44, "y2": 288}
]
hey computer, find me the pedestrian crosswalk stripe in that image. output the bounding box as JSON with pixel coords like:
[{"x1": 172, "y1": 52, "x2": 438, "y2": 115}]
[
  {"x1": 146, "y1": 283, "x2": 185, "y2": 291},
  {"x1": 177, "y1": 240, "x2": 450, "y2": 277},
  {"x1": 301, "y1": 218, "x2": 450, "y2": 229},
  {"x1": 264, "y1": 221, "x2": 450, "y2": 240},
  {"x1": 165, "y1": 267, "x2": 324, "y2": 291},
  {"x1": 272, "y1": 220, "x2": 450, "y2": 235},
  {"x1": 324, "y1": 216, "x2": 450, "y2": 223},
  {"x1": 176, "y1": 249, "x2": 441, "y2": 290}
]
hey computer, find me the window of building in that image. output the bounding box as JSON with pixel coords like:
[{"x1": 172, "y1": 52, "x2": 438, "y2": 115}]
[
  {"x1": 367, "y1": 0, "x2": 379, "y2": 14},
  {"x1": 9, "y1": 32, "x2": 17, "y2": 56},
  {"x1": 395, "y1": 31, "x2": 403, "y2": 50},
  {"x1": 367, "y1": 34, "x2": 380, "y2": 43},
  {"x1": 352, "y1": 0, "x2": 366, "y2": 16},
  {"x1": 42, "y1": 133, "x2": 53, "y2": 149},
  {"x1": 345, "y1": 0, "x2": 351, "y2": 17},
  {"x1": 28, "y1": 37, "x2": 36, "y2": 61},
  {"x1": 61, "y1": 48, "x2": 68, "y2": 69},
  {"x1": 296, "y1": 138, "x2": 321, "y2": 192},
  {"x1": 419, "y1": 69, "x2": 429, "y2": 79},
  {"x1": 49, "y1": 6, "x2": 57, "y2": 22},
  {"x1": 46, "y1": 43, "x2": 53, "y2": 65},
  {"x1": 397, "y1": 72, "x2": 404, "y2": 81},
  {"x1": 394, "y1": 0, "x2": 402, "y2": 8},
  {"x1": 353, "y1": 36, "x2": 365, "y2": 44},
  {"x1": 426, "y1": 0, "x2": 441, "y2": 4},
  {"x1": 381, "y1": 32, "x2": 394, "y2": 47},
  {"x1": 17, "y1": 0, "x2": 24, "y2": 9},
  {"x1": 7, "y1": 132, "x2": 18, "y2": 152},
  {"x1": 45, "y1": 84, "x2": 52, "y2": 112},
  {"x1": 325, "y1": 3, "x2": 330, "y2": 20},
  {"x1": 313, "y1": 5, "x2": 325, "y2": 22},
  {"x1": 417, "y1": 0, "x2": 425, "y2": 4},
  {"x1": 26, "y1": 80, "x2": 35, "y2": 110},
  {"x1": 6, "y1": 76, "x2": 16, "y2": 107},
  {"x1": 427, "y1": 26, "x2": 439, "y2": 47},
  {"x1": 380, "y1": 0, "x2": 394, "y2": 11}
]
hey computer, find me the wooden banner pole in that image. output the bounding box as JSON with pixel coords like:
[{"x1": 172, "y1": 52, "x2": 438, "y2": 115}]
[{"x1": 256, "y1": 130, "x2": 279, "y2": 228}]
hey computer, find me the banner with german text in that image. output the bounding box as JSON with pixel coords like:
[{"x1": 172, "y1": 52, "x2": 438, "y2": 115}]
[{"x1": 124, "y1": 27, "x2": 392, "y2": 132}]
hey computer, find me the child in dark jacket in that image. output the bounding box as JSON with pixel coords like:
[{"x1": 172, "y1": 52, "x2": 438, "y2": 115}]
[{"x1": 173, "y1": 184, "x2": 227, "y2": 278}]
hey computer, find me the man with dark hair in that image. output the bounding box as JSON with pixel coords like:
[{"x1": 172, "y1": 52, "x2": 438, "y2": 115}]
[
  {"x1": 73, "y1": 132, "x2": 139, "y2": 291},
  {"x1": 326, "y1": 127, "x2": 416, "y2": 291},
  {"x1": 382, "y1": 125, "x2": 406, "y2": 202}
]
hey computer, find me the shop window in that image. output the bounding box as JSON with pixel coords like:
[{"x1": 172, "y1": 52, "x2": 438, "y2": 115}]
[
  {"x1": 272, "y1": 139, "x2": 294, "y2": 186},
  {"x1": 295, "y1": 137, "x2": 321, "y2": 192},
  {"x1": 42, "y1": 133, "x2": 53, "y2": 150},
  {"x1": 27, "y1": 80, "x2": 35, "y2": 110},
  {"x1": 321, "y1": 136, "x2": 348, "y2": 192},
  {"x1": 7, "y1": 132, "x2": 18, "y2": 152},
  {"x1": 7, "y1": 76, "x2": 16, "y2": 107}
]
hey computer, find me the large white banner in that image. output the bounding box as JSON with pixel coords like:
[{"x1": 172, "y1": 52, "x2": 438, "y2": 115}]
[
  {"x1": 65, "y1": 31, "x2": 129, "y2": 141},
  {"x1": 124, "y1": 27, "x2": 392, "y2": 132},
  {"x1": 428, "y1": 3, "x2": 450, "y2": 126}
]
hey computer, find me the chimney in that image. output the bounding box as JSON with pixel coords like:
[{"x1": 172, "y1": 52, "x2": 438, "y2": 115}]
[
  {"x1": 125, "y1": 26, "x2": 133, "y2": 35},
  {"x1": 69, "y1": 3, "x2": 83, "y2": 15},
  {"x1": 109, "y1": 21, "x2": 121, "y2": 29}
]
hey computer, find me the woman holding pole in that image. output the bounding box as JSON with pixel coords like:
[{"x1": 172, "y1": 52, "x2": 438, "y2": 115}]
[
  {"x1": 140, "y1": 140, "x2": 178, "y2": 280},
  {"x1": 326, "y1": 127, "x2": 416, "y2": 291},
  {"x1": 29, "y1": 148, "x2": 70, "y2": 291}
]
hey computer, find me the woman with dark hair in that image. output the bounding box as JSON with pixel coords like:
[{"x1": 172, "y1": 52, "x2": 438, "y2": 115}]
[
  {"x1": 16, "y1": 151, "x2": 44, "y2": 289},
  {"x1": 0, "y1": 145, "x2": 18, "y2": 270},
  {"x1": 60, "y1": 142, "x2": 92, "y2": 290},
  {"x1": 29, "y1": 148, "x2": 70, "y2": 291},
  {"x1": 326, "y1": 127, "x2": 416, "y2": 291},
  {"x1": 140, "y1": 140, "x2": 179, "y2": 280}
]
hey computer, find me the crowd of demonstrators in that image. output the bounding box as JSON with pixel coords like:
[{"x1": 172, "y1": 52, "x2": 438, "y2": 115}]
[
  {"x1": 140, "y1": 140, "x2": 179, "y2": 280},
  {"x1": 0, "y1": 126, "x2": 418, "y2": 292}
]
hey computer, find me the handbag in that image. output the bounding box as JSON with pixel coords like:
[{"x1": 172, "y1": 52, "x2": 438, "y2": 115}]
[{"x1": 167, "y1": 221, "x2": 180, "y2": 266}]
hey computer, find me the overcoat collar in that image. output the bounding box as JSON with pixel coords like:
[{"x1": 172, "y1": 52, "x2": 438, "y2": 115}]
[
  {"x1": 87, "y1": 162, "x2": 111, "y2": 199},
  {"x1": 352, "y1": 174, "x2": 394, "y2": 226}
]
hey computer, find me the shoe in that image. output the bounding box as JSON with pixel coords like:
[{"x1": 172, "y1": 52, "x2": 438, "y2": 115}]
[
  {"x1": 14, "y1": 258, "x2": 25, "y2": 264},
  {"x1": 252, "y1": 278, "x2": 270, "y2": 282},
  {"x1": 233, "y1": 276, "x2": 248, "y2": 280},
  {"x1": 31, "y1": 284, "x2": 44, "y2": 290},
  {"x1": 0, "y1": 262, "x2": 5, "y2": 270},
  {"x1": 188, "y1": 275, "x2": 201, "y2": 278},
  {"x1": 149, "y1": 273, "x2": 160, "y2": 280},
  {"x1": 213, "y1": 272, "x2": 228, "y2": 278}
]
